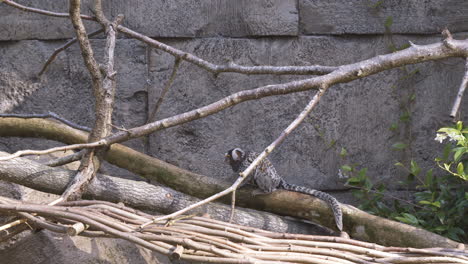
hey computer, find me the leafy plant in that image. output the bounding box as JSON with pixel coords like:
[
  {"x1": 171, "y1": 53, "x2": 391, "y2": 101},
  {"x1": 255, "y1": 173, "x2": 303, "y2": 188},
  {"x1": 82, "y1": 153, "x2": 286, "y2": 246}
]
[
  {"x1": 345, "y1": 122, "x2": 468, "y2": 242},
  {"x1": 435, "y1": 121, "x2": 468, "y2": 181}
]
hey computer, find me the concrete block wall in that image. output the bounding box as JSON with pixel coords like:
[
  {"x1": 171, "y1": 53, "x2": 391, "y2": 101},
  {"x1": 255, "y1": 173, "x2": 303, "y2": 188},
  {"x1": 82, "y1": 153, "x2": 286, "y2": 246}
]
[{"x1": 1, "y1": 0, "x2": 468, "y2": 190}]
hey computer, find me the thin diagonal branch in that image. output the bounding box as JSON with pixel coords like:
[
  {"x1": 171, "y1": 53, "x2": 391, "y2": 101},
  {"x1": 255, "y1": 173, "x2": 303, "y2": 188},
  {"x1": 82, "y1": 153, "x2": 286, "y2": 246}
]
[
  {"x1": 46, "y1": 149, "x2": 86, "y2": 167},
  {"x1": 147, "y1": 58, "x2": 182, "y2": 123},
  {"x1": 117, "y1": 26, "x2": 337, "y2": 76},
  {"x1": 450, "y1": 58, "x2": 468, "y2": 119},
  {"x1": 140, "y1": 88, "x2": 327, "y2": 228},
  {"x1": 239, "y1": 87, "x2": 326, "y2": 180},
  {"x1": 69, "y1": 0, "x2": 102, "y2": 92},
  {"x1": 39, "y1": 29, "x2": 104, "y2": 76}
]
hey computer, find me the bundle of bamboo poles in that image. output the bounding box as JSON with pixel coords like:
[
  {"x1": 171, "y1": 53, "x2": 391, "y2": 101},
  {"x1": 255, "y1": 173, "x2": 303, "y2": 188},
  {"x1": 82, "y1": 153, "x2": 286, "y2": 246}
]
[{"x1": 0, "y1": 197, "x2": 466, "y2": 264}]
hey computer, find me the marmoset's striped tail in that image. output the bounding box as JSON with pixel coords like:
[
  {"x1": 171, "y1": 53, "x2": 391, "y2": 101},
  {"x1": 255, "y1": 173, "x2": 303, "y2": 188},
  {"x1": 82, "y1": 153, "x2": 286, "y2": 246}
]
[{"x1": 280, "y1": 180, "x2": 343, "y2": 231}]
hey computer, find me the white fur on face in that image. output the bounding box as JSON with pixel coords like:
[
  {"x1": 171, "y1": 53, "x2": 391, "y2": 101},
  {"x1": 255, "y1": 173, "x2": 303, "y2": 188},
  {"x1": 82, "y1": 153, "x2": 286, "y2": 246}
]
[{"x1": 232, "y1": 148, "x2": 244, "y2": 161}]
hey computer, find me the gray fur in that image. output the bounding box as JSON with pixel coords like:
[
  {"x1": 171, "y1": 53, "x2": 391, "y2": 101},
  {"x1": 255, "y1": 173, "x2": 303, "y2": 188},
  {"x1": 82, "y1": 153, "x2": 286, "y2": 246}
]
[{"x1": 225, "y1": 148, "x2": 343, "y2": 231}]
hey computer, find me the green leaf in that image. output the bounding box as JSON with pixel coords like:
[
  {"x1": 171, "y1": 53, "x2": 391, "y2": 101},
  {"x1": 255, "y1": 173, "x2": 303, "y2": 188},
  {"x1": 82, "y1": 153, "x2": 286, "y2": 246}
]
[
  {"x1": 341, "y1": 165, "x2": 352, "y2": 172},
  {"x1": 384, "y1": 16, "x2": 393, "y2": 28},
  {"x1": 364, "y1": 179, "x2": 373, "y2": 190},
  {"x1": 410, "y1": 160, "x2": 421, "y2": 176},
  {"x1": 377, "y1": 184, "x2": 385, "y2": 192},
  {"x1": 399, "y1": 112, "x2": 410, "y2": 122},
  {"x1": 340, "y1": 147, "x2": 348, "y2": 157},
  {"x1": 358, "y1": 168, "x2": 368, "y2": 179},
  {"x1": 395, "y1": 213, "x2": 419, "y2": 225},
  {"x1": 425, "y1": 169, "x2": 433, "y2": 187},
  {"x1": 419, "y1": 200, "x2": 432, "y2": 205},
  {"x1": 436, "y1": 211, "x2": 446, "y2": 224},
  {"x1": 442, "y1": 143, "x2": 452, "y2": 162},
  {"x1": 456, "y1": 121, "x2": 463, "y2": 131},
  {"x1": 389, "y1": 123, "x2": 399, "y2": 131},
  {"x1": 394, "y1": 162, "x2": 405, "y2": 167},
  {"x1": 433, "y1": 226, "x2": 447, "y2": 232},
  {"x1": 409, "y1": 93, "x2": 416, "y2": 101},
  {"x1": 438, "y1": 127, "x2": 457, "y2": 133},
  {"x1": 453, "y1": 147, "x2": 467, "y2": 163},
  {"x1": 457, "y1": 162, "x2": 464, "y2": 176},
  {"x1": 346, "y1": 177, "x2": 361, "y2": 185},
  {"x1": 444, "y1": 163, "x2": 451, "y2": 171},
  {"x1": 392, "y1": 142, "x2": 408, "y2": 150}
]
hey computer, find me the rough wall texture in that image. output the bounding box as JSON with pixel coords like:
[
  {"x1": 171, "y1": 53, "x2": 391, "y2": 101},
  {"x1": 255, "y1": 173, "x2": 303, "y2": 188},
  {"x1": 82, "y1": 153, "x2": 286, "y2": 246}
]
[{"x1": 0, "y1": 0, "x2": 467, "y2": 263}]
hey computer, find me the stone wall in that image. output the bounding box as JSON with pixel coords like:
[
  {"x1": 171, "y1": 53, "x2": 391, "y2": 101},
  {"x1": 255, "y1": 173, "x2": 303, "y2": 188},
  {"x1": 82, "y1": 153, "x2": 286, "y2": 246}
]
[{"x1": 0, "y1": 1, "x2": 467, "y2": 262}]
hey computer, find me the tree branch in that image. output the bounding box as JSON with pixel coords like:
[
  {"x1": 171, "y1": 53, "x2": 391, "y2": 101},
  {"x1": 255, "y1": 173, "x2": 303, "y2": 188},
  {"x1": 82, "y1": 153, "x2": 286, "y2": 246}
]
[
  {"x1": 60, "y1": 0, "x2": 122, "y2": 202},
  {"x1": 140, "y1": 87, "x2": 329, "y2": 228},
  {"x1": 0, "y1": 152, "x2": 327, "y2": 235},
  {"x1": 147, "y1": 58, "x2": 182, "y2": 123},
  {"x1": 117, "y1": 26, "x2": 337, "y2": 76},
  {"x1": 38, "y1": 29, "x2": 104, "y2": 76},
  {"x1": 2, "y1": 0, "x2": 336, "y2": 76},
  {"x1": 450, "y1": 58, "x2": 468, "y2": 120},
  {"x1": 2, "y1": 0, "x2": 95, "y2": 20}
]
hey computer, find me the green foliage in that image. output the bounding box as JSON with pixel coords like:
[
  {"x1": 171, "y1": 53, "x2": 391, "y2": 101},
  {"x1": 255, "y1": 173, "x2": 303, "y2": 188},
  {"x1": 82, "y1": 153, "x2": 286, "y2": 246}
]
[
  {"x1": 345, "y1": 122, "x2": 468, "y2": 243},
  {"x1": 435, "y1": 121, "x2": 468, "y2": 181}
]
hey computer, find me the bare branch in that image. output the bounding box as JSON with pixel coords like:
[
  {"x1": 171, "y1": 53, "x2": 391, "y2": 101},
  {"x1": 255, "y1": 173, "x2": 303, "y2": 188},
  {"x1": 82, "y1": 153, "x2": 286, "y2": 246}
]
[
  {"x1": 103, "y1": 37, "x2": 468, "y2": 145},
  {"x1": 2, "y1": 0, "x2": 95, "y2": 21},
  {"x1": 147, "y1": 58, "x2": 182, "y2": 123},
  {"x1": 69, "y1": 0, "x2": 102, "y2": 92},
  {"x1": 139, "y1": 176, "x2": 245, "y2": 228},
  {"x1": 38, "y1": 29, "x2": 104, "y2": 76},
  {"x1": 59, "y1": 151, "x2": 97, "y2": 201},
  {"x1": 46, "y1": 149, "x2": 86, "y2": 167},
  {"x1": 59, "y1": 0, "x2": 105, "y2": 202},
  {"x1": 140, "y1": 87, "x2": 328, "y2": 229},
  {"x1": 117, "y1": 26, "x2": 337, "y2": 76},
  {"x1": 450, "y1": 58, "x2": 468, "y2": 120},
  {"x1": 240, "y1": 86, "x2": 326, "y2": 180},
  {"x1": 442, "y1": 28, "x2": 456, "y2": 50},
  {"x1": 0, "y1": 141, "x2": 104, "y2": 161},
  {"x1": 59, "y1": 0, "x2": 123, "y2": 202}
]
